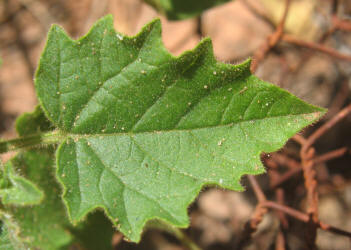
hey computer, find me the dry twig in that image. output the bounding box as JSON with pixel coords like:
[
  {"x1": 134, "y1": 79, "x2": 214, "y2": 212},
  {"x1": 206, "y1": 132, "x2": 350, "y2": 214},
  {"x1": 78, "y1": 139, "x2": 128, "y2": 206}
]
[
  {"x1": 303, "y1": 104, "x2": 351, "y2": 152},
  {"x1": 262, "y1": 201, "x2": 351, "y2": 238},
  {"x1": 281, "y1": 34, "x2": 351, "y2": 62},
  {"x1": 250, "y1": 0, "x2": 291, "y2": 72}
]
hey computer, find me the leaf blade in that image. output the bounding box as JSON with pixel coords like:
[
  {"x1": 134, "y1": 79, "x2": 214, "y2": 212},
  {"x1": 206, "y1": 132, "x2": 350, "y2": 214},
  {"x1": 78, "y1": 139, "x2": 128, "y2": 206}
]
[
  {"x1": 35, "y1": 15, "x2": 326, "y2": 242},
  {"x1": 0, "y1": 213, "x2": 26, "y2": 250},
  {"x1": 0, "y1": 157, "x2": 43, "y2": 206},
  {"x1": 4, "y1": 150, "x2": 73, "y2": 249}
]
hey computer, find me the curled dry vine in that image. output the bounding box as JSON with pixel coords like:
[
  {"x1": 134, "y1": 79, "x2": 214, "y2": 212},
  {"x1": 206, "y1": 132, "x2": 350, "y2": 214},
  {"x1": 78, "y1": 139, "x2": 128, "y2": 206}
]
[{"x1": 237, "y1": 0, "x2": 351, "y2": 248}]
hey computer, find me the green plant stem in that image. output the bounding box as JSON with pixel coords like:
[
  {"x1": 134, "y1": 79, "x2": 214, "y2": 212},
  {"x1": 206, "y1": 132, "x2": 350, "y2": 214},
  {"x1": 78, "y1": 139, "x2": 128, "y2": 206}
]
[
  {"x1": 0, "y1": 131, "x2": 64, "y2": 154},
  {"x1": 147, "y1": 220, "x2": 201, "y2": 250},
  {"x1": 168, "y1": 226, "x2": 201, "y2": 250}
]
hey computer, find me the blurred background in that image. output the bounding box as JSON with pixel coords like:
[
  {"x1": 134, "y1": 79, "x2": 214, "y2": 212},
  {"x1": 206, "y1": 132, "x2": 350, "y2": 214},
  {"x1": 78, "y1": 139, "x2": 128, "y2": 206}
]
[{"x1": 0, "y1": 0, "x2": 351, "y2": 249}]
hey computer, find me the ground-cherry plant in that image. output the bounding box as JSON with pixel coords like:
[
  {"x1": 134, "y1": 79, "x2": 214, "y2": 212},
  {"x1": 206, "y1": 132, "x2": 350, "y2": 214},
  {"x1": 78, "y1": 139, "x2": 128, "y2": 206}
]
[{"x1": 0, "y1": 14, "x2": 325, "y2": 250}]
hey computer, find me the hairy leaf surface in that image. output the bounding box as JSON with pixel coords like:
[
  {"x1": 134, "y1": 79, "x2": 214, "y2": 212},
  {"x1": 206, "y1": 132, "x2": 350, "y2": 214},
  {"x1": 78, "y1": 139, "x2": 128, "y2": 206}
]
[
  {"x1": 0, "y1": 108, "x2": 72, "y2": 249},
  {"x1": 1, "y1": 107, "x2": 115, "y2": 250},
  {"x1": 0, "y1": 160, "x2": 43, "y2": 205},
  {"x1": 0, "y1": 222, "x2": 15, "y2": 250},
  {"x1": 15, "y1": 105, "x2": 54, "y2": 136},
  {"x1": 143, "y1": 0, "x2": 231, "y2": 20},
  {"x1": 35, "y1": 15, "x2": 325, "y2": 241},
  {"x1": 4, "y1": 150, "x2": 73, "y2": 250},
  {"x1": 0, "y1": 213, "x2": 25, "y2": 250}
]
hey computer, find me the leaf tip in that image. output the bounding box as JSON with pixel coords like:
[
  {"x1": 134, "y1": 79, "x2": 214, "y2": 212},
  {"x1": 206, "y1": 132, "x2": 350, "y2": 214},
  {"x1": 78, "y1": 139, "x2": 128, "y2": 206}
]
[
  {"x1": 47, "y1": 23, "x2": 66, "y2": 38},
  {"x1": 94, "y1": 14, "x2": 114, "y2": 29},
  {"x1": 233, "y1": 57, "x2": 252, "y2": 75},
  {"x1": 304, "y1": 110, "x2": 327, "y2": 124},
  {"x1": 140, "y1": 17, "x2": 163, "y2": 37}
]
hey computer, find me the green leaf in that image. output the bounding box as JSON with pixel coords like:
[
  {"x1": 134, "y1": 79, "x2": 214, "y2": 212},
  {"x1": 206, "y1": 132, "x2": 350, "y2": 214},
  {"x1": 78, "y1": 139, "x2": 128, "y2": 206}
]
[
  {"x1": 2, "y1": 106, "x2": 115, "y2": 250},
  {"x1": 4, "y1": 102, "x2": 72, "y2": 249},
  {"x1": 35, "y1": 15, "x2": 325, "y2": 242},
  {"x1": 143, "y1": 0, "x2": 231, "y2": 20},
  {"x1": 4, "y1": 150, "x2": 73, "y2": 250},
  {"x1": 0, "y1": 161, "x2": 44, "y2": 205},
  {"x1": 0, "y1": 107, "x2": 67, "y2": 249},
  {"x1": 0, "y1": 213, "x2": 26, "y2": 250},
  {"x1": 15, "y1": 105, "x2": 54, "y2": 137},
  {"x1": 0, "y1": 222, "x2": 15, "y2": 250},
  {"x1": 0, "y1": 162, "x2": 7, "y2": 189},
  {"x1": 4, "y1": 151, "x2": 115, "y2": 250}
]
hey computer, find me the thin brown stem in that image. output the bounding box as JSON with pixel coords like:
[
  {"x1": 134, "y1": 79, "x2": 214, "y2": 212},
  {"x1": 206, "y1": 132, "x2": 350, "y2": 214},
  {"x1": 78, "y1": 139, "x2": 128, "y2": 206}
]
[
  {"x1": 262, "y1": 201, "x2": 351, "y2": 238},
  {"x1": 282, "y1": 34, "x2": 351, "y2": 62},
  {"x1": 292, "y1": 134, "x2": 307, "y2": 145},
  {"x1": 314, "y1": 147, "x2": 349, "y2": 165},
  {"x1": 248, "y1": 175, "x2": 266, "y2": 202},
  {"x1": 302, "y1": 104, "x2": 351, "y2": 155},
  {"x1": 250, "y1": 0, "x2": 291, "y2": 72}
]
